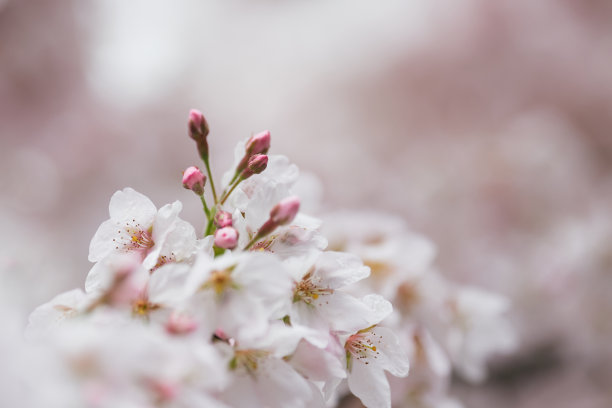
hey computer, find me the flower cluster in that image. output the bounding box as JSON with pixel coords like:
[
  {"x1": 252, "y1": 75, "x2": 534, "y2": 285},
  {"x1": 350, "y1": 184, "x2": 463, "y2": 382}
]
[
  {"x1": 25, "y1": 110, "x2": 513, "y2": 408},
  {"x1": 322, "y1": 212, "x2": 517, "y2": 407}
]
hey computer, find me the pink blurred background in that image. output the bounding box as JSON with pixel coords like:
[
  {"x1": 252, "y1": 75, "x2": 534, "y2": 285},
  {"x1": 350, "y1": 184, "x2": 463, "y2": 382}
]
[{"x1": 2, "y1": 1, "x2": 612, "y2": 406}]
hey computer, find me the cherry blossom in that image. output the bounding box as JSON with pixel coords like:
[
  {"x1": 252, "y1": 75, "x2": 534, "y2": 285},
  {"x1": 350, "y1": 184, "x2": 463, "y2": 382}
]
[
  {"x1": 89, "y1": 188, "x2": 197, "y2": 271},
  {"x1": 23, "y1": 109, "x2": 514, "y2": 408}
]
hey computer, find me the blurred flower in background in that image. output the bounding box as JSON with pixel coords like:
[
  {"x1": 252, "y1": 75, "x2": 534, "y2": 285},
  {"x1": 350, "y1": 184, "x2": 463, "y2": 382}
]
[{"x1": 2, "y1": 0, "x2": 612, "y2": 407}]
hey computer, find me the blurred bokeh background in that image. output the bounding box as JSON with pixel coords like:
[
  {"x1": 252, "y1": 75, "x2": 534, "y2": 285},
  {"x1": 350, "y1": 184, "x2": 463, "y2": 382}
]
[{"x1": 2, "y1": 0, "x2": 612, "y2": 406}]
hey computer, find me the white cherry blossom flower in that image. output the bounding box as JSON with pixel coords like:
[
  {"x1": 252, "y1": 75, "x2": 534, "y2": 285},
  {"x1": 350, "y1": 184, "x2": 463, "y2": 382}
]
[
  {"x1": 148, "y1": 251, "x2": 293, "y2": 340},
  {"x1": 409, "y1": 271, "x2": 517, "y2": 383},
  {"x1": 322, "y1": 210, "x2": 436, "y2": 300},
  {"x1": 389, "y1": 325, "x2": 460, "y2": 408},
  {"x1": 344, "y1": 324, "x2": 410, "y2": 408},
  {"x1": 220, "y1": 322, "x2": 323, "y2": 408},
  {"x1": 26, "y1": 288, "x2": 89, "y2": 341},
  {"x1": 288, "y1": 251, "x2": 381, "y2": 339},
  {"x1": 89, "y1": 188, "x2": 196, "y2": 271},
  {"x1": 45, "y1": 322, "x2": 229, "y2": 408}
]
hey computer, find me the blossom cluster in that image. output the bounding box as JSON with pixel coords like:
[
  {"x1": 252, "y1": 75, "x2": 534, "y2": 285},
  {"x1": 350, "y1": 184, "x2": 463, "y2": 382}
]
[{"x1": 24, "y1": 110, "x2": 514, "y2": 408}]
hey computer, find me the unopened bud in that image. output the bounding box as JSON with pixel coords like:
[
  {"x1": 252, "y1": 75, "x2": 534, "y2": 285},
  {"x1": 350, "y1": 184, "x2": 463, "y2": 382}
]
[
  {"x1": 214, "y1": 227, "x2": 238, "y2": 249},
  {"x1": 182, "y1": 166, "x2": 206, "y2": 196},
  {"x1": 166, "y1": 312, "x2": 198, "y2": 335},
  {"x1": 215, "y1": 211, "x2": 233, "y2": 228},
  {"x1": 214, "y1": 328, "x2": 229, "y2": 341},
  {"x1": 188, "y1": 109, "x2": 209, "y2": 160},
  {"x1": 246, "y1": 196, "x2": 301, "y2": 250},
  {"x1": 270, "y1": 196, "x2": 300, "y2": 225},
  {"x1": 240, "y1": 154, "x2": 268, "y2": 179},
  {"x1": 245, "y1": 130, "x2": 271, "y2": 156},
  {"x1": 236, "y1": 131, "x2": 271, "y2": 174}
]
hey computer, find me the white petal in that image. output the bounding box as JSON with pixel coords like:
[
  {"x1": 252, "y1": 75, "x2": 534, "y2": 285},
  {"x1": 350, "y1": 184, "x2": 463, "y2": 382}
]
[
  {"x1": 257, "y1": 358, "x2": 312, "y2": 408},
  {"x1": 148, "y1": 263, "x2": 195, "y2": 306},
  {"x1": 347, "y1": 361, "x2": 391, "y2": 408},
  {"x1": 316, "y1": 252, "x2": 370, "y2": 288},
  {"x1": 160, "y1": 218, "x2": 197, "y2": 261},
  {"x1": 316, "y1": 291, "x2": 377, "y2": 334},
  {"x1": 88, "y1": 219, "x2": 118, "y2": 262},
  {"x1": 108, "y1": 187, "x2": 157, "y2": 225},
  {"x1": 84, "y1": 258, "x2": 106, "y2": 292},
  {"x1": 369, "y1": 326, "x2": 410, "y2": 377},
  {"x1": 25, "y1": 289, "x2": 86, "y2": 341},
  {"x1": 251, "y1": 322, "x2": 322, "y2": 358},
  {"x1": 222, "y1": 374, "x2": 260, "y2": 407},
  {"x1": 362, "y1": 294, "x2": 393, "y2": 325},
  {"x1": 290, "y1": 340, "x2": 347, "y2": 382},
  {"x1": 152, "y1": 201, "x2": 182, "y2": 242}
]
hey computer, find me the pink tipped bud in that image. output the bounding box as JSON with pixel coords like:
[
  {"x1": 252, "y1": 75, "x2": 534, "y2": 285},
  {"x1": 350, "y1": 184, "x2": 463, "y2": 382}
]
[
  {"x1": 240, "y1": 154, "x2": 268, "y2": 179},
  {"x1": 188, "y1": 109, "x2": 209, "y2": 160},
  {"x1": 245, "y1": 130, "x2": 271, "y2": 156},
  {"x1": 214, "y1": 227, "x2": 239, "y2": 249},
  {"x1": 215, "y1": 211, "x2": 233, "y2": 228},
  {"x1": 270, "y1": 196, "x2": 300, "y2": 225},
  {"x1": 188, "y1": 109, "x2": 209, "y2": 141},
  {"x1": 236, "y1": 131, "x2": 271, "y2": 174},
  {"x1": 182, "y1": 166, "x2": 206, "y2": 195},
  {"x1": 214, "y1": 328, "x2": 229, "y2": 340},
  {"x1": 166, "y1": 312, "x2": 198, "y2": 335}
]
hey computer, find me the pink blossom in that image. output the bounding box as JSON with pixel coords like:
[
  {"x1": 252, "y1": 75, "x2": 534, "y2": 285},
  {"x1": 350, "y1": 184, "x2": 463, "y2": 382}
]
[
  {"x1": 214, "y1": 227, "x2": 238, "y2": 249},
  {"x1": 182, "y1": 166, "x2": 206, "y2": 195},
  {"x1": 270, "y1": 196, "x2": 300, "y2": 226}
]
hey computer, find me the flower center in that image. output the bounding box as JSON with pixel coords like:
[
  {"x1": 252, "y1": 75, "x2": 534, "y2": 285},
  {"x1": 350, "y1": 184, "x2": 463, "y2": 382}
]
[
  {"x1": 113, "y1": 221, "x2": 155, "y2": 254},
  {"x1": 132, "y1": 298, "x2": 160, "y2": 317},
  {"x1": 229, "y1": 349, "x2": 270, "y2": 375},
  {"x1": 250, "y1": 236, "x2": 276, "y2": 252},
  {"x1": 293, "y1": 269, "x2": 334, "y2": 304},
  {"x1": 345, "y1": 328, "x2": 381, "y2": 370},
  {"x1": 150, "y1": 253, "x2": 176, "y2": 273},
  {"x1": 200, "y1": 268, "x2": 237, "y2": 295}
]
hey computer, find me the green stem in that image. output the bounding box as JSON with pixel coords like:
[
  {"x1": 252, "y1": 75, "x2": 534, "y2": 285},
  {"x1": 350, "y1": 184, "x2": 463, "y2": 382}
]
[
  {"x1": 230, "y1": 170, "x2": 241, "y2": 185},
  {"x1": 213, "y1": 246, "x2": 226, "y2": 257},
  {"x1": 220, "y1": 176, "x2": 243, "y2": 205},
  {"x1": 200, "y1": 194, "x2": 210, "y2": 218},
  {"x1": 220, "y1": 171, "x2": 240, "y2": 199},
  {"x1": 204, "y1": 206, "x2": 216, "y2": 237},
  {"x1": 204, "y1": 158, "x2": 218, "y2": 204}
]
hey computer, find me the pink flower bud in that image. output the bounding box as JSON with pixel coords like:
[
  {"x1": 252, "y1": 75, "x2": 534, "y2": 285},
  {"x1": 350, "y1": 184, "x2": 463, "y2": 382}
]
[
  {"x1": 245, "y1": 130, "x2": 271, "y2": 156},
  {"x1": 214, "y1": 227, "x2": 239, "y2": 249},
  {"x1": 214, "y1": 328, "x2": 229, "y2": 340},
  {"x1": 215, "y1": 211, "x2": 233, "y2": 228},
  {"x1": 235, "y1": 131, "x2": 272, "y2": 174},
  {"x1": 240, "y1": 154, "x2": 268, "y2": 179},
  {"x1": 270, "y1": 196, "x2": 300, "y2": 225},
  {"x1": 188, "y1": 109, "x2": 209, "y2": 160},
  {"x1": 182, "y1": 166, "x2": 206, "y2": 195},
  {"x1": 188, "y1": 109, "x2": 209, "y2": 141},
  {"x1": 166, "y1": 312, "x2": 198, "y2": 335}
]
